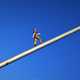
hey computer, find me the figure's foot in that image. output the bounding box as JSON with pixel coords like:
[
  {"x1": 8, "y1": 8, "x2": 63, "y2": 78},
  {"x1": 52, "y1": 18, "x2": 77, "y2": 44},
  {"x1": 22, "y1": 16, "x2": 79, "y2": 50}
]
[
  {"x1": 34, "y1": 44, "x2": 37, "y2": 46},
  {"x1": 40, "y1": 40, "x2": 43, "y2": 44}
]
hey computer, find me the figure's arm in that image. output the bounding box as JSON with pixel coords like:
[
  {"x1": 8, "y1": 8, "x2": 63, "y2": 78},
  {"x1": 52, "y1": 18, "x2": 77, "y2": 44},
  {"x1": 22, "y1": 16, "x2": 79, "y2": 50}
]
[{"x1": 32, "y1": 33, "x2": 35, "y2": 38}]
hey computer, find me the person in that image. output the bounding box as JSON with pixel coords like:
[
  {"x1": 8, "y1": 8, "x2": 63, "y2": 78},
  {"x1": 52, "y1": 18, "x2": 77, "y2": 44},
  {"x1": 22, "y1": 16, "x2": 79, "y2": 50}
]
[{"x1": 32, "y1": 27, "x2": 43, "y2": 46}]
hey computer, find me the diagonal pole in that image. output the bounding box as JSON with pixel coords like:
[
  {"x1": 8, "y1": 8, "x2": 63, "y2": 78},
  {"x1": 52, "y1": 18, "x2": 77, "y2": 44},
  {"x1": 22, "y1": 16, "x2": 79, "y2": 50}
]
[{"x1": 0, "y1": 26, "x2": 80, "y2": 68}]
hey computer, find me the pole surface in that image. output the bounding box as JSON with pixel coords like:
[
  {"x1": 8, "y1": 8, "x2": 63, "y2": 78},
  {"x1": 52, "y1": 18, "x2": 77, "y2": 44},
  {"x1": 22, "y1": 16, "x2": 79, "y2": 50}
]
[{"x1": 0, "y1": 26, "x2": 80, "y2": 68}]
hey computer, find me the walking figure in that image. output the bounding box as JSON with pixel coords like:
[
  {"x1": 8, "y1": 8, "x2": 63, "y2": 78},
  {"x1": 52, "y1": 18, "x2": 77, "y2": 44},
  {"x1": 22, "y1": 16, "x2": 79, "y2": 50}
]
[{"x1": 32, "y1": 27, "x2": 43, "y2": 46}]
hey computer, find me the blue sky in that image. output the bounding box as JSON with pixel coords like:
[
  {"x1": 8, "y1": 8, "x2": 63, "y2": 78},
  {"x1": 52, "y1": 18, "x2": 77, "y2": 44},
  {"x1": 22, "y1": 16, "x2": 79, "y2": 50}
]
[{"x1": 0, "y1": 0, "x2": 80, "y2": 80}]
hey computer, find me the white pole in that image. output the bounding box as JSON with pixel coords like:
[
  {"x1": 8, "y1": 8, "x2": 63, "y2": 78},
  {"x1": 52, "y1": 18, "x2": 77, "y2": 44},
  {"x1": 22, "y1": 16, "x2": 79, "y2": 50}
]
[{"x1": 0, "y1": 26, "x2": 80, "y2": 68}]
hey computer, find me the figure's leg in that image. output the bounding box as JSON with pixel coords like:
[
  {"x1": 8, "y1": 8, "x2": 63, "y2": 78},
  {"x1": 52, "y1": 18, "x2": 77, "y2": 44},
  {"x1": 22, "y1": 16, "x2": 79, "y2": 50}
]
[
  {"x1": 40, "y1": 38, "x2": 43, "y2": 44},
  {"x1": 34, "y1": 39, "x2": 37, "y2": 46},
  {"x1": 37, "y1": 36, "x2": 43, "y2": 44}
]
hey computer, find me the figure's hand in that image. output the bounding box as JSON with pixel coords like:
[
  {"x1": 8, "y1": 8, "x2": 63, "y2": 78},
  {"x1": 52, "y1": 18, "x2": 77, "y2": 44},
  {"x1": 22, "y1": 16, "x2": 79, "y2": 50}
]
[{"x1": 38, "y1": 33, "x2": 40, "y2": 35}]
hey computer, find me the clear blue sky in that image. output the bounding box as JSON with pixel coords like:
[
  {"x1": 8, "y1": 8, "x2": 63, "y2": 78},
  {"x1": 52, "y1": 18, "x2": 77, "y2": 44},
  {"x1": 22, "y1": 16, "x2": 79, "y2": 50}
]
[{"x1": 0, "y1": 0, "x2": 80, "y2": 80}]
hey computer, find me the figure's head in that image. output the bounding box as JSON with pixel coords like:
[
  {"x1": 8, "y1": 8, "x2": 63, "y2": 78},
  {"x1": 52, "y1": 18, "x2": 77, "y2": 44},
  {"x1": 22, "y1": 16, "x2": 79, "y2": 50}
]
[{"x1": 33, "y1": 26, "x2": 37, "y2": 33}]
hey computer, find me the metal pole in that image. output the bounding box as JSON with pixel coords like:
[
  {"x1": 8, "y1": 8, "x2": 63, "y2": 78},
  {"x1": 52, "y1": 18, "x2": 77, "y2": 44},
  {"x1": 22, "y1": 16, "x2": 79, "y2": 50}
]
[{"x1": 0, "y1": 26, "x2": 80, "y2": 68}]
